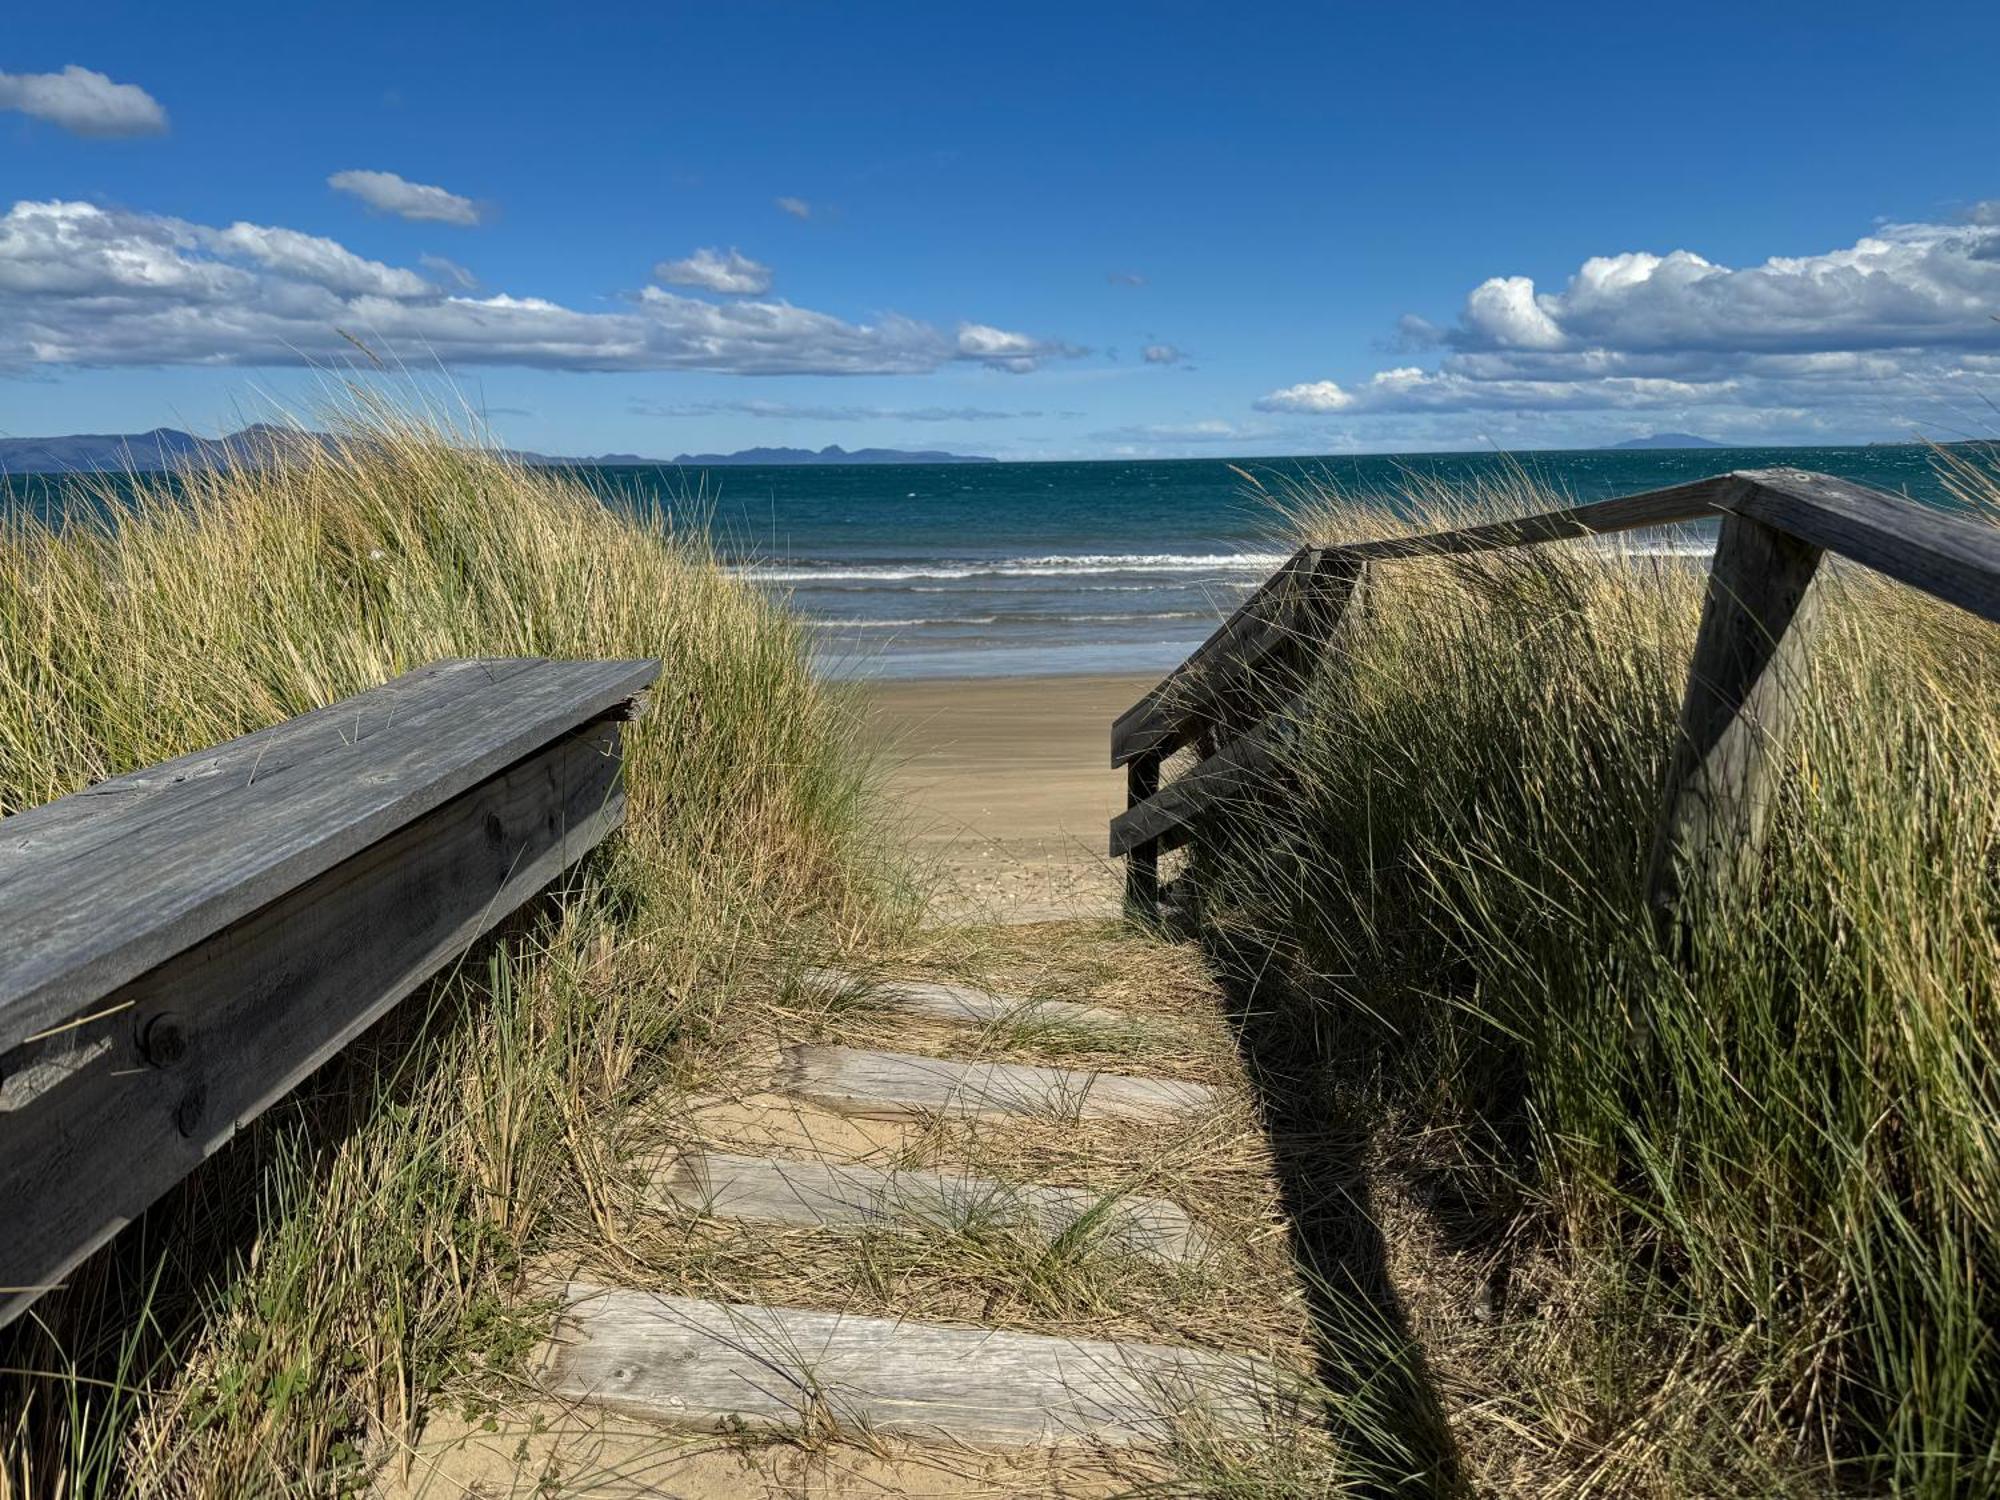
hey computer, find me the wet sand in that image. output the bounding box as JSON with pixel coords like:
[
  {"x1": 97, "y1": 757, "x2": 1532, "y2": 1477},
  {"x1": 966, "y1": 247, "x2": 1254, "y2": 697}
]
[{"x1": 859, "y1": 674, "x2": 1153, "y2": 924}]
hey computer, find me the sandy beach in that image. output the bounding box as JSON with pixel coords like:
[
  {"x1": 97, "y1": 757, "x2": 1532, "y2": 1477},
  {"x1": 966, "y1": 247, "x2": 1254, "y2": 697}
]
[{"x1": 860, "y1": 673, "x2": 1153, "y2": 923}]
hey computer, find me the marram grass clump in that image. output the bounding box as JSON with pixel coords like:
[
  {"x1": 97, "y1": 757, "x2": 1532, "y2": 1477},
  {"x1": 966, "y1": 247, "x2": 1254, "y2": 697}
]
[
  {"x1": 1189, "y1": 460, "x2": 2000, "y2": 1497},
  {"x1": 0, "y1": 404, "x2": 914, "y2": 1496}
]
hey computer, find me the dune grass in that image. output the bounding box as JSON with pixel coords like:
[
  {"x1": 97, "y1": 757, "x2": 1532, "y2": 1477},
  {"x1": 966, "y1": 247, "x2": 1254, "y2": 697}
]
[
  {"x1": 0, "y1": 402, "x2": 915, "y2": 1496},
  {"x1": 1182, "y1": 458, "x2": 2000, "y2": 1496}
]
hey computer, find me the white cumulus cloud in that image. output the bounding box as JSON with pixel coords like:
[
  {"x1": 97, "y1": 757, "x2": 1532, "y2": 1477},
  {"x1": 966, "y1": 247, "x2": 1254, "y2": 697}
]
[
  {"x1": 956, "y1": 323, "x2": 1085, "y2": 373},
  {"x1": 653, "y1": 247, "x2": 772, "y2": 295},
  {"x1": 1256, "y1": 379, "x2": 1354, "y2": 412},
  {"x1": 0, "y1": 65, "x2": 167, "y2": 137},
  {"x1": 328, "y1": 170, "x2": 483, "y2": 226},
  {"x1": 1256, "y1": 209, "x2": 2000, "y2": 439},
  {"x1": 0, "y1": 198, "x2": 1080, "y2": 377}
]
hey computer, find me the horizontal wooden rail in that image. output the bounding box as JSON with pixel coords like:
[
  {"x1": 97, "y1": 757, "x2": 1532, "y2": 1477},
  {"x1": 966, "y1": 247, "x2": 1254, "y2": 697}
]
[
  {"x1": 1111, "y1": 474, "x2": 1736, "y2": 770},
  {"x1": 0, "y1": 656, "x2": 658, "y2": 1329},
  {"x1": 1727, "y1": 468, "x2": 2000, "y2": 624},
  {"x1": 1109, "y1": 711, "x2": 1284, "y2": 860},
  {"x1": 1111, "y1": 467, "x2": 2000, "y2": 921},
  {"x1": 1111, "y1": 547, "x2": 1314, "y2": 767}
]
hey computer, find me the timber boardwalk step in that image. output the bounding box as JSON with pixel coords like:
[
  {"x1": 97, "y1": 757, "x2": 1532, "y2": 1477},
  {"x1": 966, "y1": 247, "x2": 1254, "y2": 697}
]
[
  {"x1": 776, "y1": 1044, "x2": 1220, "y2": 1121},
  {"x1": 808, "y1": 969, "x2": 1148, "y2": 1034},
  {"x1": 542, "y1": 1284, "x2": 1281, "y2": 1447},
  {"x1": 655, "y1": 1148, "x2": 1210, "y2": 1262}
]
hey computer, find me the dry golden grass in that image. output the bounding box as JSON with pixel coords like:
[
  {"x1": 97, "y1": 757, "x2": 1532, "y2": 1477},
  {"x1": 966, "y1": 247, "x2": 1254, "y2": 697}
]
[{"x1": 1185, "y1": 455, "x2": 2000, "y2": 1496}]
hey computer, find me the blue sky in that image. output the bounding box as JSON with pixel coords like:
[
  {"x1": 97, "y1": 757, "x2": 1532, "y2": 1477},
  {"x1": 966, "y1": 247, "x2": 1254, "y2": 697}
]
[{"x1": 5, "y1": 0, "x2": 1999, "y2": 458}]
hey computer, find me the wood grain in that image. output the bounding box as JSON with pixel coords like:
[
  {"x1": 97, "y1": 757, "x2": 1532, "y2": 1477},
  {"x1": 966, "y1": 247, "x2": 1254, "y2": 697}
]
[
  {"x1": 0, "y1": 657, "x2": 657, "y2": 1054},
  {"x1": 807, "y1": 971, "x2": 1145, "y2": 1033},
  {"x1": 1108, "y1": 714, "x2": 1284, "y2": 859},
  {"x1": 1647, "y1": 512, "x2": 1826, "y2": 917},
  {"x1": 0, "y1": 718, "x2": 629, "y2": 1329},
  {"x1": 657, "y1": 1150, "x2": 1209, "y2": 1262},
  {"x1": 777, "y1": 1045, "x2": 1220, "y2": 1122},
  {"x1": 542, "y1": 1284, "x2": 1281, "y2": 1446},
  {"x1": 1728, "y1": 466, "x2": 2000, "y2": 624}
]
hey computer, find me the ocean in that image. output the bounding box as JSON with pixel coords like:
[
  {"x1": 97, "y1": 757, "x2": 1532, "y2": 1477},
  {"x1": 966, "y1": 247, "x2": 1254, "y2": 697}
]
[
  {"x1": 589, "y1": 444, "x2": 1958, "y2": 680},
  {"x1": 3, "y1": 444, "x2": 1965, "y2": 680}
]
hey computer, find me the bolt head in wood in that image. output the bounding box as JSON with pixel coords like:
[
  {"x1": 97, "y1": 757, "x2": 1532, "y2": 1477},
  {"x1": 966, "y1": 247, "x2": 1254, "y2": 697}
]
[{"x1": 140, "y1": 1013, "x2": 188, "y2": 1066}]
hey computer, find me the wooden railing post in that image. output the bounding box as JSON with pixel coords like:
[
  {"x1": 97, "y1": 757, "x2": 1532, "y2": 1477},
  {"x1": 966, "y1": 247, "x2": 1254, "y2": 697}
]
[
  {"x1": 1110, "y1": 468, "x2": 1999, "y2": 938},
  {"x1": 1124, "y1": 751, "x2": 1162, "y2": 918},
  {"x1": 1647, "y1": 509, "x2": 1826, "y2": 924}
]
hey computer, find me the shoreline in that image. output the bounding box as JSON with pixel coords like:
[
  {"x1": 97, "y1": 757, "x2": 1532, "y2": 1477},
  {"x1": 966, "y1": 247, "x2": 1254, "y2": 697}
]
[{"x1": 858, "y1": 672, "x2": 1153, "y2": 923}]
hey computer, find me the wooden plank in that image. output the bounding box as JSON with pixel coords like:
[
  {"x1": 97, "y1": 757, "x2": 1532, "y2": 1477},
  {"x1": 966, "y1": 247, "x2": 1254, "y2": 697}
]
[
  {"x1": 0, "y1": 718, "x2": 630, "y2": 1330},
  {"x1": 542, "y1": 1284, "x2": 1281, "y2": 1446},
  {"x1": 0, "y1": 658, "x2": 541, "y2": 861},
  {"x1": 1336, "y1": 474, "x2": 1732, "y2": 563},
  {"x1": 1729, "y1": 467, "x2": 2000, "y2": 625},
  {"x1": 1647, "y1": 513, "x2": 1826, "y2": 919},
  {"x1": 806, "y1": 971, "x2": 1144, "y2": 1033},
  {"x1": 1108, "y1": 716, "x2": 1284, "y2": 860},
  {"x1": 1123, "y1": 752, "x2": 1162, "y2": 913},
  {"x1": 657, "y1": 1150, "x2": 1209, "y2": 1262},
  {"x1": 777, "y1": 1046, "x2": 1220, "y2": 1123},
  {"x1": 0, "y1": 656, "x2": 657, "y2": 1054}
]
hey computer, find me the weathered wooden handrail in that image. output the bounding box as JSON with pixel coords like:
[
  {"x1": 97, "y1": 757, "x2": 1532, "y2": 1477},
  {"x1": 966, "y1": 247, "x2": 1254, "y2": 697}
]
[
  {"x1": 1110, "y1": 467, "x2": 2000, "y2": 917},
  {"x1": 0, "y1": 655, "x2": 658, "y2": 1329}
]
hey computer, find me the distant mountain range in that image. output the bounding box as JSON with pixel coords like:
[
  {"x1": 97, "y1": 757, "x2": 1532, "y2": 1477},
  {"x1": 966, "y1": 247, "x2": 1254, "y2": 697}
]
[
  {"x1": 0, "y1": 427, "x2": 998, "y2": 475},
  {"x1": 1604, "y1": 432, "x2": 1725, "y2": 450},
  {"x1": 0, "y1": 425, "x2": 322, "y2": 476}
]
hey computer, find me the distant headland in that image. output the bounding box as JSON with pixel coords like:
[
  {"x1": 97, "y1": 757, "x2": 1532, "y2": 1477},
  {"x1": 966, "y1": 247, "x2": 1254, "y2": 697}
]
[
  {"x1": 1602, "y1": 433, "x2": 1725, "y2": 450},
  {"x1": 0, "y1": 427, "x2": 998, "y2": 476}
]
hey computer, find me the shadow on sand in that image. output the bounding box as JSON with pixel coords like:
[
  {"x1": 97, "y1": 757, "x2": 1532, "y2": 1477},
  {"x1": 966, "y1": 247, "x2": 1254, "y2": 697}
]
[{"x1": 1198, "y1": 924, "x2": 1468, "y2": 1498}]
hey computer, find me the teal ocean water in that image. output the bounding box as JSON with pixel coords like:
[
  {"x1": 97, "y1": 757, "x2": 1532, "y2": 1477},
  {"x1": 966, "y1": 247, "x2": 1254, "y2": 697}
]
[
  {"x1": 3, "y1": 445, "x2": 1965, "y2": 680},
  {"x1": 600, "y1": 445, "x2": 1956, "y2": 679}
]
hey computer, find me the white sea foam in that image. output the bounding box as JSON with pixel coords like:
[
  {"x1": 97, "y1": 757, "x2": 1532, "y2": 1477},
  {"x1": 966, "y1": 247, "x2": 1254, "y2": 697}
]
[
  {"x1": 828, "y1": 609, "x2": 1215, "y2": 630},
  {"x1": 740, "y1": 536, "x2": 1715, "y2": 585},
  {"x1": 736, "y1": 551, "x2": 1290, "y2": 583}
]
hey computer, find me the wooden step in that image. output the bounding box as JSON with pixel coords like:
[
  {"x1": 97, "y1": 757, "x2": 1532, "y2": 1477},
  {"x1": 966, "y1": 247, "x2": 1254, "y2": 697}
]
[
  {"x1": 657, "y1": 1149, "x2": 1209, "y2": 1262},
  {"x1": 776, "y1": 1045, "x2": 1219, "y2": 1123},
  {"x1": 542, "y1": 1283, "x2": 1279, "y2": 1447},
  {"x1": 806, "y1": 969, "x2": 1141, "y2": 1032}
]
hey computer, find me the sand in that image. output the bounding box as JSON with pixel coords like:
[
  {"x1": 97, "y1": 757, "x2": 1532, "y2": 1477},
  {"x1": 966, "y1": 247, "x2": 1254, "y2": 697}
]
[{"x1": 859, "y1": 673, "x2": 1153, "y2": 924}]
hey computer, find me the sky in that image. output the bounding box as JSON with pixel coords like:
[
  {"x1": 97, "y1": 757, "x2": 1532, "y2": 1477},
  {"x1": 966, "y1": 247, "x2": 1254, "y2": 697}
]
[{"x1": 5, "y1": 0, "x2": 2000, "y2": 460}]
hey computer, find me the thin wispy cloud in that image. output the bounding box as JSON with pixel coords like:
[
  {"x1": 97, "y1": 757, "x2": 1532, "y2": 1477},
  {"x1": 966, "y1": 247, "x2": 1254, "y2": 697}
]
[
  {"x1": 1090, "y1": 418, "x2": 1280, "y2": 447},
  {"x1": 1107, "y1": 270, "x2": 1147, "y2": 287},
  {"x1": 653, "y1": 247, "x2": 772, "y2": 295},
  {"x1": 775, "y1": 196, "x2": 812, "y2": 219},
  {"x1": 1256, "y1": 208, "x2": 2000, "y2": 433},
  {"x1": 328, "y1": 169, "x2": 483, "y2": 226},
  {"x1": 418, "y1": 253, "x2": 478, "y2": 290},
  {"x1": 0, "y1": 65, "x2": 166, "y2": 137},
  {"x1": 0, "y1": 198, "x2": 1083, "y2": 376},
  {"x1": 1142, "y1": 343, "x2": 1184, "y2": 365},
  {"x1": 957, "y1": 323, "x2": 1087, "y2": 373}
]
